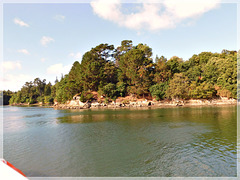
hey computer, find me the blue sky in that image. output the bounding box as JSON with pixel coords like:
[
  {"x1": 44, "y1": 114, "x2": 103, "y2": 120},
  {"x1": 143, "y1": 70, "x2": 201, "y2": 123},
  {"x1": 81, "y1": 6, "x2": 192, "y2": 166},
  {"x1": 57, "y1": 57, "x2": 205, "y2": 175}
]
[{"x1": 2, "y1": 1, "x2": 237, "y2": 91}]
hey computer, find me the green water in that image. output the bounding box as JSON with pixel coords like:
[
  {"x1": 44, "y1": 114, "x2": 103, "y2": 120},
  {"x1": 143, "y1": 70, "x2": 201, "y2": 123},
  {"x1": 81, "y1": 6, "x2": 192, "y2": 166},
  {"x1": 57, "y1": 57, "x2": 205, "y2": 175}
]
[{"x1": 3, "y1": 105, "x2": 237, "y2": 177}]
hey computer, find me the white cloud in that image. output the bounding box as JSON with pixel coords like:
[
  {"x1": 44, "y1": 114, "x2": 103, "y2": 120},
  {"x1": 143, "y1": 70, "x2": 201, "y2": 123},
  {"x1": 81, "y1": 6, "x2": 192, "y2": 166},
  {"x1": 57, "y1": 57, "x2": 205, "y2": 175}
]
[
  {"x1": 13, "y1": 18, "x2": 29, "y2": 27},
  {"x1": 54, "y1": 15, "x2": 66, "y2": 22},
  {"x1": 1, "y1": 74, "x2": 32, "y2": 91},
  {"x1": 164, "y1": 0, "x2": 220, "y2": 19},
  {"x1": 17, "y1": 49, "x2": 30, "y2": 55},
  {"x1": 69, "y1": 52, "x2": 82, "y2": 59},
  {"x1": 47, "y1": 63, "x2": 72, "y2": 75},
  {"x1": 90, "y1": 0, "x2": 220, "y2": 31},
  {"x1": 2, "y1": 61, "x2": 22, "y2": 72},
  {"x1": 40, "y1": 36, "x2": 54, "y2": 46}
]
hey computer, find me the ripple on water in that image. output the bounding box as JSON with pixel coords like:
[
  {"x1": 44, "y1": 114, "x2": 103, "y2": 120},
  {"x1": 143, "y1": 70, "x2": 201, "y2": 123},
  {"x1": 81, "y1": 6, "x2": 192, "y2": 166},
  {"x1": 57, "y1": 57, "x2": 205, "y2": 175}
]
[{"x1": 3, "y1": 106, "x2": 237, "y2": 177}]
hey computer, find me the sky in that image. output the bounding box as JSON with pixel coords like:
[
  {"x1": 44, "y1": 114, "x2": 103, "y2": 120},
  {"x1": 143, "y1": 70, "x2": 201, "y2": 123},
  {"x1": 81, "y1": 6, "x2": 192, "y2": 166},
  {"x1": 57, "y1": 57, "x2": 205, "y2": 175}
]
[{"x1": 1, "y1": 0, "x2": 238, "y2": 91}]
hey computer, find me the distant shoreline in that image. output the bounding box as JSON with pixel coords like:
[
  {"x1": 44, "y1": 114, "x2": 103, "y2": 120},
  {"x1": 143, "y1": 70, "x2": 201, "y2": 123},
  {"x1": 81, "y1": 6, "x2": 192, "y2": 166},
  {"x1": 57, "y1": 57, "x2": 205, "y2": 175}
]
[
  {"x1": 7, "y1": 97, "x2": 237, "y2": 110},
  {"x1": 51, "y1": 98, "x2": 237, "y2": 110},
  {"x1": 7, "y1": 99, "x2": 237, "y2": 111}
]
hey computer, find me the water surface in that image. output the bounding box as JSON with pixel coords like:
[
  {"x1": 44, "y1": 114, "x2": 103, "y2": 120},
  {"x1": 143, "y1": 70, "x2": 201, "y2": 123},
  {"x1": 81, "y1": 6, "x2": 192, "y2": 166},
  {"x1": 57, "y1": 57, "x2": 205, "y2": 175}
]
[{"x1": 3, "y1": 105, "x2": 237, "y2": 177}]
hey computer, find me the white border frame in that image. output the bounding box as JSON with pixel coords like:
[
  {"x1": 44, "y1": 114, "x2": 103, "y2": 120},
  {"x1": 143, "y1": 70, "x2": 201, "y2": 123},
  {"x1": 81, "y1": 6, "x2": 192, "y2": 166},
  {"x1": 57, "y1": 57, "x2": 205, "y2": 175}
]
[{"x1": 0, "y1": 0, "x2": 239, "y2": 179}]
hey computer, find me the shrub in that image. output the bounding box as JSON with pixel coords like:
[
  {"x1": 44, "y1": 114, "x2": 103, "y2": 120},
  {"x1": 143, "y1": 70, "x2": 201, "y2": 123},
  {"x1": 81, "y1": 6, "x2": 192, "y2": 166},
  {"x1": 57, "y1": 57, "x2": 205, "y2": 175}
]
[
  {"x1": 103, "y1": 83, "x2": 117, "y2": 99},
  {"x1": 80, "y1": 93, "x2": 86, "y2": 103},
  {"x1": 116, "y1": 82, "x2": 127, "y2": 97},
  {"x1": 149, "y1": 82, "x2": 168, "y2": 101}
]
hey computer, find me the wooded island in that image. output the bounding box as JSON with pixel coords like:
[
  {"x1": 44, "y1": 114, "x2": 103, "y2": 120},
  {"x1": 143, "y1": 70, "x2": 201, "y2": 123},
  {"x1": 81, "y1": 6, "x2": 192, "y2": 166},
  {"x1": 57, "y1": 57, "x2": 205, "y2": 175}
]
[{"x1": 1, "y1": 40, "x2": 238, "y2": 106}]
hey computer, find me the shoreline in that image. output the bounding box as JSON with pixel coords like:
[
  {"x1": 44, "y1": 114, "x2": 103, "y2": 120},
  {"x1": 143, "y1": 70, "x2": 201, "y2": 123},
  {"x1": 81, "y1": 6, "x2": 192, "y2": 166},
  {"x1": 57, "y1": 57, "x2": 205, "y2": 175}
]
[
  {"x1": 7, "y1": 98, "x2": 237, "y2": 110},
  {"x1": 52, "y1": 98, "x2": 237, "y2": 110}
]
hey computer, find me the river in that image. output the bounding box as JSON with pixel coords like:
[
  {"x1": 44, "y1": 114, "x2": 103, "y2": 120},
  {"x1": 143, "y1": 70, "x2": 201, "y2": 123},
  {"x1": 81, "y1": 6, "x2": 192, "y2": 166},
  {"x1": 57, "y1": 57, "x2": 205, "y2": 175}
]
[{"x1": 2, "y1": 105, "x2": 237, "y2": 177}]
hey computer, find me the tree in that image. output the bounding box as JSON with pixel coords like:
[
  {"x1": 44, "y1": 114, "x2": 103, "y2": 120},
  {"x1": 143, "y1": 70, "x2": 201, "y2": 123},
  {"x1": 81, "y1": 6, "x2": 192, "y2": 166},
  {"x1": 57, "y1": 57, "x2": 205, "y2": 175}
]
[
  {"x1": 166, "y1": 73, "x2": 190, "y2": 100},
  {"x1": 80, "y1": 43, "x2": 115, "y2": 91},
  {"x1": 166, "y1": 56, "x2": 183, "y2": 76},
  {"x1": 3, "y1": 42, "x2": 237, "y2": 104},
  {"x1": 115, "y1": 40, "x2": 133, "y2": 66},
  {"x1": 149, "y1": 82, "x2": 168, "y2": 101},
  {"x1": 118, "y1": 44, "x2": 154, "y2": 96},
  {"x1": 103, "y1": 61, "x2": 118, "y2": 84},
  {"x1": 188, "y1": 81, "x2": 216, "y2": 99},
  {"x1": 185, "y1": 66, "x2": 202, "y2": 82},
  {"x1": 103, "y1": 83, "x2": 117, "y2": 99},
  {"x1": 68, "y1": 61, "x2": 82, "y2": 96},
  {"x1": 116, "y1": 82, "x2": 127, "y2": 97},
  {"x1": 202, "y1": 57, "x2": 220, "y2": 85},
  {"x1": 153, "y1": 56, "x2": 171, "y2": 83},
  {"x1": 215, "y1": 53, "x2": 237, "y2": 98},
  {"x1": 2, "y1": 90, "x2": 14, "y2": 105},
  {"x1": 44, "y1": 82, "x2": 52, "y2": 96},
  {"x1": 33, "y1": 78, "x2": 46, "y2": 97},
  {"x1": 55, "y1": 75, "x2": 72, "y2": 103}
]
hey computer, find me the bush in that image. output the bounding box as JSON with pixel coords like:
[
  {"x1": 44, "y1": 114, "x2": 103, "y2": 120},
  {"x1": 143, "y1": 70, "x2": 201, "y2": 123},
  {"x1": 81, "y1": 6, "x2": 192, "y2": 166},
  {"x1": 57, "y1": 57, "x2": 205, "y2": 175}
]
[
  {"x1": 97, "y1": 89, "x2": 104, "y2": 97},
  {"x1": 44, "y1": 96, "x2": 54, "y2": 104},
  {"x1": 29, "y1": 98, "x2": 35, "y2": 104},
  {"x1": 149, "y1": 82, "x2": 168, "y2": 101},
  {"x1": 37, "y1": 96, "x2": 44, "y2": 103},
  {"x1": 86, "y1": 93, "x2": 94, "y2": 102},
  {"x1": 116, "y1": 82, "x2": 127, "y2": 97},
  {"x1": 80, "y1": 92, "x2": 94, "y2": 103},
  {"x1": 104, "y1": 97, "x2": 109, "y2": 104},
  {"x1": 80, "y1": 93, "x2": 86, "y2": 103},
  {"x1": 103, "y1": 83, "x2": 117, "y2": 98}
]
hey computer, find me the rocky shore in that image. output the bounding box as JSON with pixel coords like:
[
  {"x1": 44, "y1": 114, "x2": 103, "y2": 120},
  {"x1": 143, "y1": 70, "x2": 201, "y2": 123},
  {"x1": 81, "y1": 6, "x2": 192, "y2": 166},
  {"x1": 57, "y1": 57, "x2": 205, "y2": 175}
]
[{"x1": 53, "y1": 97, "x2": 237, "y2": 110}]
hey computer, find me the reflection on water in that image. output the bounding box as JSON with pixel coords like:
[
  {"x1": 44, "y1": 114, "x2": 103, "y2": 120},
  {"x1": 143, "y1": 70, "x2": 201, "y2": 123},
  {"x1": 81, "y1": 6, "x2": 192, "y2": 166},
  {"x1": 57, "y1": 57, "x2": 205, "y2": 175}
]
[
  {"x1": 24, "y1": 114, "x2": 45, "y2": 118},
  {"x1": 3, "y1": 105, "x2": 237, "y2": 177}
]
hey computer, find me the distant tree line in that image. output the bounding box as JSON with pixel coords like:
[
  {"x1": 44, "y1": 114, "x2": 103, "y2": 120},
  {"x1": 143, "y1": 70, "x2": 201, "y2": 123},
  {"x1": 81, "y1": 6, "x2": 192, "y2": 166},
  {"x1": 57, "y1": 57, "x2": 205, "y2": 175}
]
[
  {"x1": 3, "y1": 40, "x2": 237, "y2": 105},
  {"x1": 3, "y1": 78, "x2": 53, "y2": 105}
]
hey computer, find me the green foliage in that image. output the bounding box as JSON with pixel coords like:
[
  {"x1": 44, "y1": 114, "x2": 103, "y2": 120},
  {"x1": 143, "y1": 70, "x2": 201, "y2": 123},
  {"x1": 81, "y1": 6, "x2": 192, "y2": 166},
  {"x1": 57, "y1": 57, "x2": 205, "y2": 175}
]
[
  {"x1": 104, "y1": 61, "x2": 118, "y2": 84},
  {"x1": 104, "y1": 97, "x2": 109, "y2": 104},
  {"x1": 188, "y1": 81, "x2": 216, "y2": 99},
  {"x1": 44, "y1": 96, "x2": 54, "y2": 104},
  {"x1": 166, "y1": 73, "x2": 190, "y2": 100},
  {"x1": 9, "y1": 92, "x2": 20, "y2": 104},
  {"x1": 37, "y1": 96, "x2": 44, "y2": 103},
  {"x1": 166, "y1": 56, "x2": 183, "y2": 76},
  {"x1": 116, "y1": 82, "x2": 127, "y2": 97},
  {"x1": 44, "y1": 82, "x2": 52, "y2": 96},
  {"x1": 103, "y1": 83, "x2": 117, "y2": 99},
  {"x1": 185, "y1": 66, "x2": 202, "y2": 82},
  {"x1": 115, "y1": 40, "x2": 133, "y2": 66},
  {"x1": 97, "y1": 89, "x2": 104, "y2": 98},
  {"x1": 154, "y1": 56, "x2": 171, "y2": 83},
  {"x1": 68, "y1": 61, "x2": 82, "y2": 95},
  {"x1": 149, "y1": 82, "x2": 168, "y2": 101},
  {"x1": 8, "y1": 78, "x2": 52, "y2": 105},
  {"x1": 80, "y1": 92, "x2": 94, "y2": 103},
  {"x1": 85, "y1": 93, "x2": 94, "y2": 102},
  {"x1": 118, "y1": 45, "x2": 154, "y2": 96},
  {"x1": 34, "y1": 78, "x2": 46, "y2": 97},
  {"x1": 80, "y1": 43, "x2": 115, "y2": 91},
  {"x1": 3, "y1": 40, "x2": 237, "y2": 104},
  {"x1": 2, "y1": 90, "x2": 14, "y2": 105},
  {"x1": 9, "y1": 94, "x2": 16, "y2": 105},
  {"x1": 29, "y1": 97, "x2": 35, "y2": 104},
  {"x1": 80, "y1": 93, "x2": 86, "y2": 103}
]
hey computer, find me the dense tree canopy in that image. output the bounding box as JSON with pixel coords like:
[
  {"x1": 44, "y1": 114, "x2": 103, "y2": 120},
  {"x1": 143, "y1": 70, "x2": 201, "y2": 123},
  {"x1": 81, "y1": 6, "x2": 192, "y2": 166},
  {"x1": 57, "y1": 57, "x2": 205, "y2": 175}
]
[
  {"x1": 80, "y1": 44, "x2": 116, "y2": 91},
  {"x1": 118, "y1": 44, "x2": 154, "y2": 96},
  {"x1": 6, "y1": 40, "x2": 237, "y2": 105}
]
